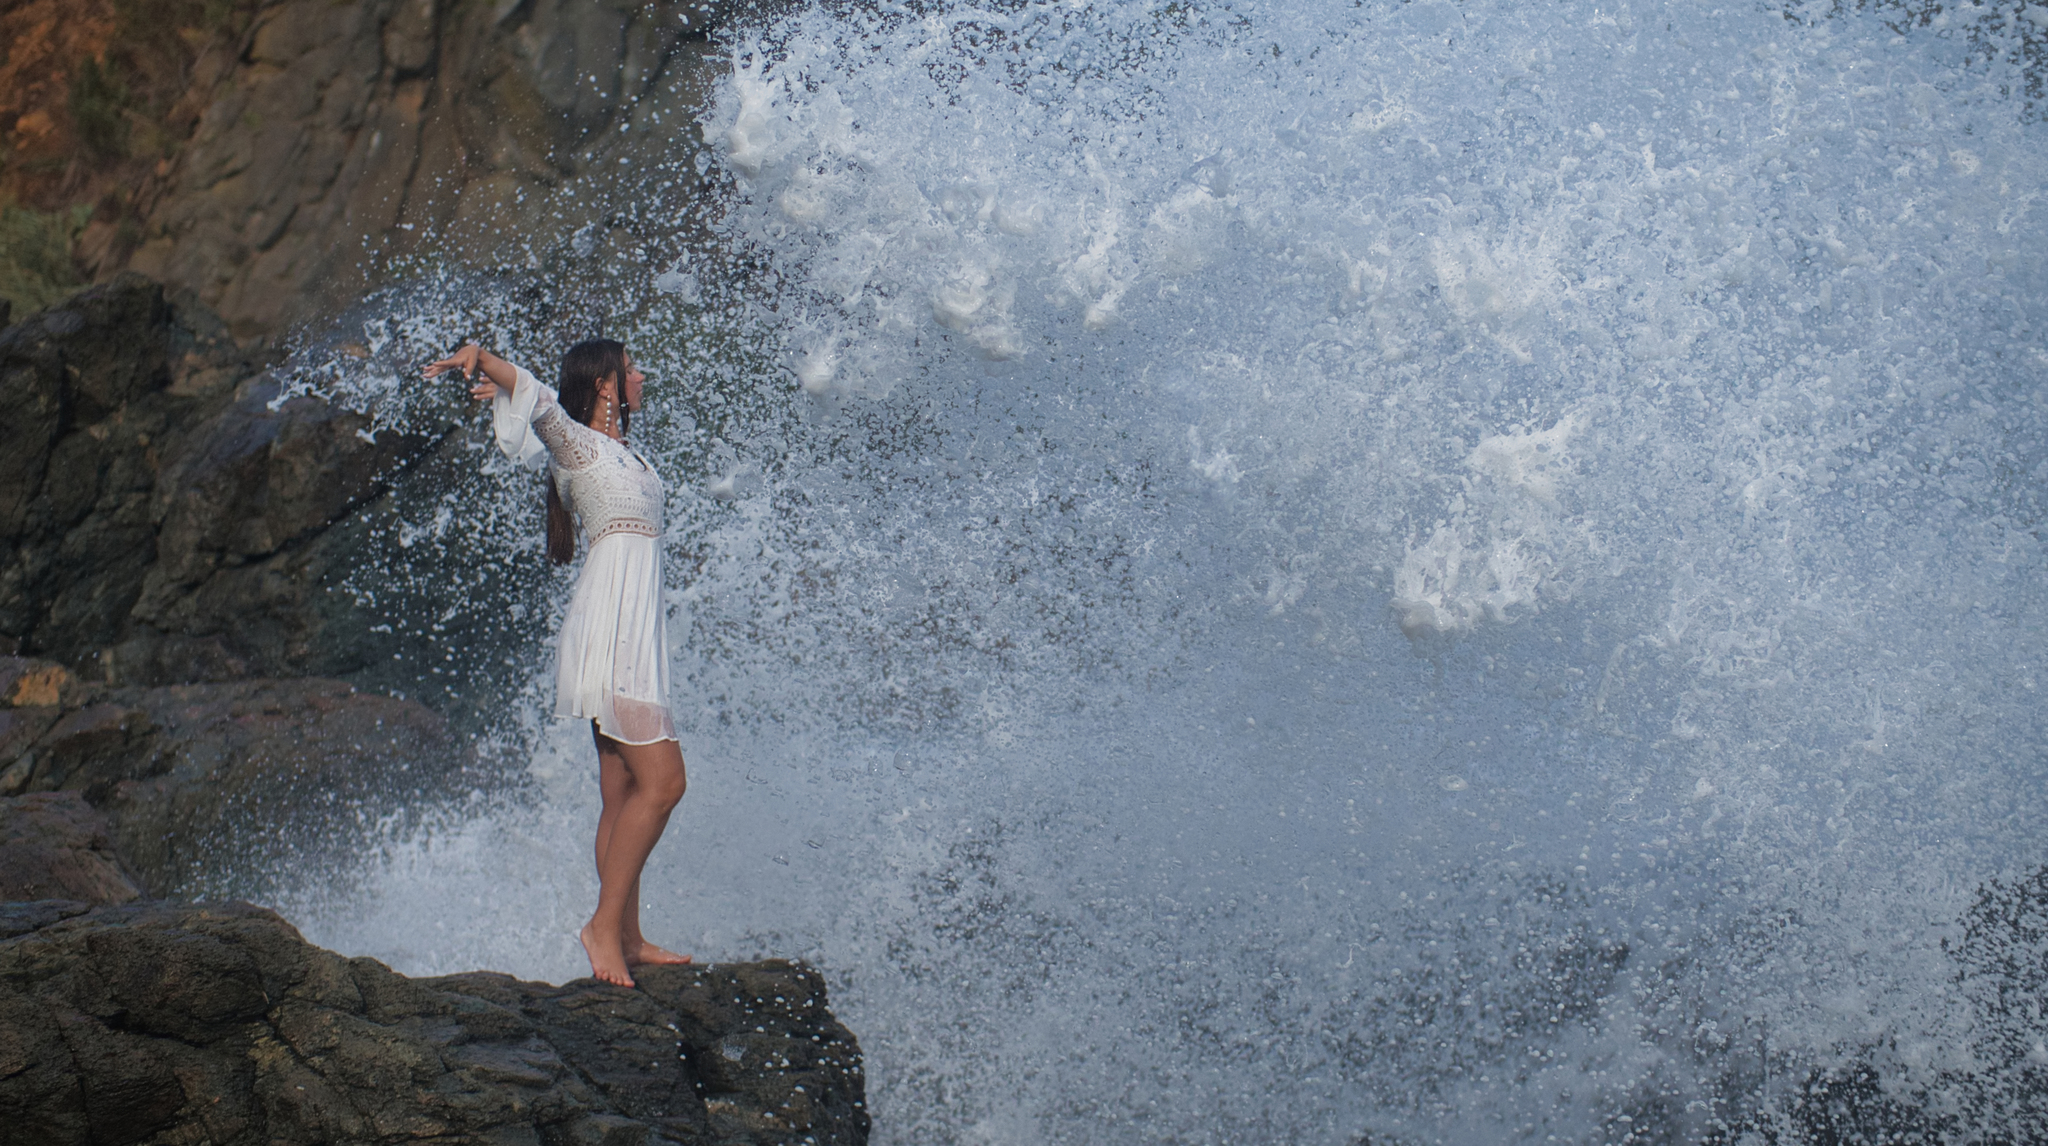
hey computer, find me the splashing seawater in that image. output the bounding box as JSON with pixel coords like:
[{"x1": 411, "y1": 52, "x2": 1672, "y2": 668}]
[{"x1": 278, "y1": 2, "x2": 2047, "y2": 1142}]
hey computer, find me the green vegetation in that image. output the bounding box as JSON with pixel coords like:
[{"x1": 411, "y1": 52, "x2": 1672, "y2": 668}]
[{"x1": 0, "y1": 204, "x2": 91, "y2": 316}]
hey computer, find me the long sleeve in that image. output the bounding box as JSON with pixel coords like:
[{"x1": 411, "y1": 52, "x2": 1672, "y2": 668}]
[
  {"x1": 492, "y1": 366, "x2": 551, "y2": 472},
  {"x1": 491, "y1": 366, "x2": 607, "y2": 472}
]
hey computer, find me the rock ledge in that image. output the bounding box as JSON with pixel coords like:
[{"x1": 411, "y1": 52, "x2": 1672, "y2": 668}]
[{"x1": 0, "y1": 901, "x2": 868, "y2": 1146}]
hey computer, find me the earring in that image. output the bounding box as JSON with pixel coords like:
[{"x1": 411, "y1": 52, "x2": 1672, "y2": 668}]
[{"x1": 600, "y1": 393, "x2": 612, "y2": 434}]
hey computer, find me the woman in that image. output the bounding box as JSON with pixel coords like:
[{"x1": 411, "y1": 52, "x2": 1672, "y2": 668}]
[{"x1": 424, "y1": 339, "x2": 690, "y2": 988}]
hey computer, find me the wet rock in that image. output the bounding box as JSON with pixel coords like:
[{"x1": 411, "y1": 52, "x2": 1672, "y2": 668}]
[
  {"x1": 0, "y1": 656, "x2": 472, "y2": 896},
  {"x1": 98, "y1": 676, "x2": 470, "y2": 897},
  {"x1": 107, "y1": 368, "x2": 453, "y2": 684},
  {"x1": 0, "y1": 791, "x2": 141, "y2": 905},
  {"x1": 0, "y1": 897, "x2": 92, "y2": 939},
  {"x1": 0, "y1": 901, "x2": 869, "y2": 1146},
  {"x1": 0, "y1": 275, "x2": 446, "y2": 684},
  {"x1": 32, "y1": 0, "x2": 763, "y2": 346}
]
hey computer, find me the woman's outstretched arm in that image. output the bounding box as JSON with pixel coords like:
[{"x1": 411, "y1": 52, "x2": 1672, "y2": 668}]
[
  {"x1": 427, "y1": 343, "x2": 604, "y2": 474},
  {"x1": 427, "y1": 342, "x2": 552, "y2": 470},
  {"x1": 423, "y1": 342, "x2": 520, "y2": 401}
]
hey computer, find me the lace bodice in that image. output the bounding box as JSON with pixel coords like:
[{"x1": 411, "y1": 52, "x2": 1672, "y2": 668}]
[{"x1": 494, "y1": 367, "x2": 664, "y2": 545}]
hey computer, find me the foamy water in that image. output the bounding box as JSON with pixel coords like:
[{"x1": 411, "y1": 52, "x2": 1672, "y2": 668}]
[{"x1": 279, "y1": 2, "x2": 2047, "y2": 1142}]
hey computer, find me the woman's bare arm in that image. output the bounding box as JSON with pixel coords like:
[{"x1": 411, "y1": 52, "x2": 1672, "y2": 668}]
[
  {"x1": 428, "y1": 342, "x2": 598, "y2": 474},
  {"x1": 423, "y1": 343, "x2": 522, "y2": 401}
]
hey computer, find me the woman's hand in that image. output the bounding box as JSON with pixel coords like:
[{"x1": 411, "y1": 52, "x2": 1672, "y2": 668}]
[{"x1": 425, "y1": 343, "x2": 507, "y2": 401}]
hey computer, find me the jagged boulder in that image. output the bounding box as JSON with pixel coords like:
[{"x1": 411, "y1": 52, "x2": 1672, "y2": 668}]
[
  {"x1": 0, "y1": 274, "x2": 447, "y2": 685},
  {"x1": 0, "y1": 656, "x2": 471, "y2": 896},
  {"x1": 0, "y1": 900, "x2": 869, "y2": 1146},
  {"x1": 0, "y1": 790, "x2": 141, "y2": 906}
]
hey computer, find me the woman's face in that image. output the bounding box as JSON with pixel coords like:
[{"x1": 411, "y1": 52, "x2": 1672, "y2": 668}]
[
  {"x1": 601, "y1": 354, "x2": 647, "y2": 413},
  {"x1": 623, "y1": 354, "x2": 645, "y2": 411}
]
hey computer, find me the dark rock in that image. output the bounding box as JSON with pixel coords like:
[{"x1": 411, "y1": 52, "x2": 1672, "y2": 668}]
[
  {"x1": 0, "y1": 898, "x2": 91, "y2": 939},
  {"x1": 109, "y1": 369, "x2": 451, "y2": 684},
  {"x1": 103, "y1": 0, "x2": 764, "y2": 346},
  {"x1": 98, "y1": 677, "x2": 470, "y2": 897},
  {"x1": 0, "y1": 791, "x2": 141, "y2": 905},
  {"x1": 0, "y1": 901, "x2": 869, "y2": 1146},
  {"x1": 0, "y1": 273, "x2": 523, "y2": 895},
  {"x1": 0, "y1": 276, "x2": 447, "y2": 685},
  {"x1": 0, "y1": 707, "x2": 59, "y2": 788},
  {"x1": 24, "y1": 702, "x2": 159, "y2": 805},
  {"x1": 0, "y1": 661, "x2": 473, "y2": 896}
]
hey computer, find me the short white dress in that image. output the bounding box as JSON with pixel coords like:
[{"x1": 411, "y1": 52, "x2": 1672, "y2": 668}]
[{"x1": 493, "y1": 366, "x2": 677, "y2": 745}]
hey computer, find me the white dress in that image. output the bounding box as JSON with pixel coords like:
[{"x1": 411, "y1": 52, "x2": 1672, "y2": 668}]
[{"x1": 493, "y1": 366, "x2": 677, "y2": 745}]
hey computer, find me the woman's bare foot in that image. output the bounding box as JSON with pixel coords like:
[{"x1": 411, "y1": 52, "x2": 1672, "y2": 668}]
[
  {"x1": 625, "y1": 939, "x2": 692, "y2": 966},
  {"x1": 580, "y1": 921, "x2": 636, "y2": 988}
]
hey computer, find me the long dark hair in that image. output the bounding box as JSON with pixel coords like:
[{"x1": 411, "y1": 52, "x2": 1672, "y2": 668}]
[{"x1": 545, "y1": 338, "x2": 631, "y2": 565}]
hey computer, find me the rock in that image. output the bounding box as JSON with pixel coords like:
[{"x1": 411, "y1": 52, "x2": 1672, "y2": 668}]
[
  {"x1": 18, "y1": 701, "x2": 158, "y2": 805},
  {"x1": 0, "y1": 659, "x2": 474, "y2": 895},
  {"x1": 100, "y1": 677, "x2": 471, "y2": 897},
  {"x1": 0, "y1": 275, "x2": 447, "y2": 684},
  {"x1": 0, "y1": 898, "x2": 92, "y2": 939},
  {"x1": 0, "y1": 657, "x2": 78, "y2": 706},
  {"x1": 0, "y1": 273, "x2": 577, "y2": 728},
  {"x1": 109, "y1": 368, "x2": 452, "y2": 684},
  {"x1": 0, "y1": 791, "x2": 141, "y2": 905},
  {"x1": 4, "y1": 0, "x2": 776, "y2": 346},
  {"x1": 0, "y1": 273, "x2": 578, "y2": 888},
  {"x1": 0, "y1": 707, "x2": 59, "y2": 787},
  {"x1": 0, "y1": 900, "x2": 870, "y2": 1146}
]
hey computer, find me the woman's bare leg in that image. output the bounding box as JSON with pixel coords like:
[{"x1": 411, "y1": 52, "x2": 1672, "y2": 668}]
[
  {"x1": 591, "y1": 730, "x2": 638, "y2": 942},
  {"x1": 592, "y1": 729, "x2": 692, "y2": 966},
  {"x1": 594, "y1": 724, "x2": 628, "y2": 858},
  {"x1": 581, "y1": 728, "x2": 688, "y2": 986}
]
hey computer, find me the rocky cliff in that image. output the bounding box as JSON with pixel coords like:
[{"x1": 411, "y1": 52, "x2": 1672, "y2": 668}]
[
  {"x1": 0, "y1": 272, "x2": 450, "y2": 683},
  {"x1": 0, "y1": 264, "x2": 576, "y2": 711},
  {"x1": 0, "y1": 256, "x2": 626, "y2": 913},
  {"x1": 0, "y1": 899, "x2": 869, "y2": 1146},
  {"x1": 4, "y1": 0, "x2": 756, "y2": 345},
  {"x1": 0, "y1": 790, "x2": 142, "y2": 906}
]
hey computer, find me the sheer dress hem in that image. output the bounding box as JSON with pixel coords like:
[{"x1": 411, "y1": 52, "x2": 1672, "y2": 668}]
[{"x1": 584, "y1": 720, "x2": 679, "y2": 747}]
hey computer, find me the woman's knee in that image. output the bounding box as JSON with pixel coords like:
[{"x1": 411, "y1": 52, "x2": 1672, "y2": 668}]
[
  {"x1": 626, "y1": 750, "x2": 686, "y2": 808},
  {"x1": 652, "y1": 767, "x2": 687, "y2": 808}
]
